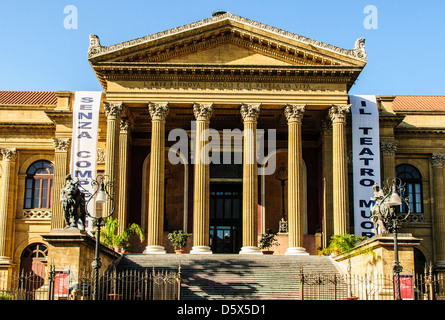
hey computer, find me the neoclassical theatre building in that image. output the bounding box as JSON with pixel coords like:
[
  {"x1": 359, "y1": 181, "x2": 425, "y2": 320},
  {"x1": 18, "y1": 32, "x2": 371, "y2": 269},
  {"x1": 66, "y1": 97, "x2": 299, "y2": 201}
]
[{"x1": 0, "y1": 12, "x2": 444, "y2": 274}]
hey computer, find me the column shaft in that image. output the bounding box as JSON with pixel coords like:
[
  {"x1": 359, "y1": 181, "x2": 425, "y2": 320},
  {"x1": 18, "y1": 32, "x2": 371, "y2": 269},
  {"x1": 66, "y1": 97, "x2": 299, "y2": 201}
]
[
  {"x1": 117, "y1": 118, "x2": 131, "y2": 233},
  {"x1": 240, "y1": 104, "x2": 261, "y2": 254},
  {"x1": 285, "y1": 105, "x2": 308, "y2": 255},
  {"x1": 330, "y1": 105, "x2": 350, "y2": 235},
  {"x1": 0, "y1": 148, "x2": 17, "y2": 262},
  {"x1": 144, "y1": 103, "x2": 168, "y2": 254},
  {"x1": 191, "y1": 103, "x2": 213, "y2": 254},
  {"x1": 104, "y1": 102, "x2": 124, "y2": 219}
]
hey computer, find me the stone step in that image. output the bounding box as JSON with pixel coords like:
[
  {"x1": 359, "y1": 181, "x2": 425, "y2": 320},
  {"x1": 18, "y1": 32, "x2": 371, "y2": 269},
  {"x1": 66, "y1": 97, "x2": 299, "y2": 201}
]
[{"x1": 112, "y1": 254, "x2": 346, "y2": 300}]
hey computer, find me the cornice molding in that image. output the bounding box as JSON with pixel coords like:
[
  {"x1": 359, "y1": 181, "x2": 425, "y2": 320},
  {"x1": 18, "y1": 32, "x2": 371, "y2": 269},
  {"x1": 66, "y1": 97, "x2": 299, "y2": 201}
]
[{"x1": 88, "y1": 12, "x2": 367, "y2": 63}]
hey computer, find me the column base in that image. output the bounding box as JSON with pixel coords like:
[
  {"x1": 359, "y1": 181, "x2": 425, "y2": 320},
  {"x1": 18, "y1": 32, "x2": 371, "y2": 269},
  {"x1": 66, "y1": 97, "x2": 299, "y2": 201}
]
[
  {"x1": 239, "y1": 246, "x2": 262, "y2": 255},
  {"x1": 285, "y1": 247, "x2": 309, "y2": 255},
  {"x1": 143, "y1": 245, "x2": 166, "y2": 254},
  {"x1": 190, "y1": 246, "x2": 213, "y2": 254}
]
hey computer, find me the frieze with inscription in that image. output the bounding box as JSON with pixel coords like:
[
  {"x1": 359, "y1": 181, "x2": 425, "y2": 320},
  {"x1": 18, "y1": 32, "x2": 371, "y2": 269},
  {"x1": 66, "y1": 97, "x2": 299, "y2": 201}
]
[{"x1": 121, "y1": 81, "x2": 327, "y2": 92}]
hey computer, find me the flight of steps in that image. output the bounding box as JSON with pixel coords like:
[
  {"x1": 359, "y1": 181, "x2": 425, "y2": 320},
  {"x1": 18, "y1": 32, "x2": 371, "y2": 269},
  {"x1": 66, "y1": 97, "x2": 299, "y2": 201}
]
[{"x1": 113, "y1": 254, "x2": 347, "y2": 300}]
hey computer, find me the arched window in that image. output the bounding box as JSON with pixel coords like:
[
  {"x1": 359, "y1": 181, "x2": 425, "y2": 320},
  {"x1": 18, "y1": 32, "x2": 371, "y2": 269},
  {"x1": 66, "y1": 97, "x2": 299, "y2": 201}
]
[
  {"x1": 24, "y1": 160, "x2": 54, "y2": 209},
  {"x1": 396, "y1": 164, "x2": 423, "y2": 213}
]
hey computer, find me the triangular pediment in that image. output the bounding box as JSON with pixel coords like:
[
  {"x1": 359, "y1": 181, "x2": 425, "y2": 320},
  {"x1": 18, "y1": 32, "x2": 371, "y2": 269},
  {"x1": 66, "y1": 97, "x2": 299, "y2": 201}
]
[
  {"x1": 88, "y1": 12, "x2": 367, "y2": 68},
  {"x1": 161, "y1": 43, "x2": 293, "y2": 65}
]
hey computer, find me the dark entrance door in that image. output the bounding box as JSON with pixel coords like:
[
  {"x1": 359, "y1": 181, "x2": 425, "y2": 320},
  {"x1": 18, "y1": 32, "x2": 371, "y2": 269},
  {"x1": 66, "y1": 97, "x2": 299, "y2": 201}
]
[{"x1": 209, "y1": 183, "x2": 242, "y2": 253}]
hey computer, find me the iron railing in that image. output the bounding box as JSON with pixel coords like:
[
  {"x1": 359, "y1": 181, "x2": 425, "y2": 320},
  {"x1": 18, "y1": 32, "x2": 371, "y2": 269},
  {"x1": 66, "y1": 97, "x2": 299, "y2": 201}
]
[
  {"x1": 0, "y1": 266, "x2": 181, "y2": 301},
  {"x1": 298, "y1": 266, "x2": 445, "y2": 300}
]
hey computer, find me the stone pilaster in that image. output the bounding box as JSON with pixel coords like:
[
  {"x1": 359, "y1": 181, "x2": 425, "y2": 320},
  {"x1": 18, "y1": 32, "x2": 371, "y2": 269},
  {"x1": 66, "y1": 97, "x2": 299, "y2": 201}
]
[
  {"x1": 104, "y1": 102, "x2": 124, "y2": 219},
  {"x1": 51, "y1": 138, "x2": 71, "y2": 229},
  {"x1": 190, "y1": 103, "x2": 213, "y2": 254},
  {"x1": 381, "y1": 141, "x2": 398, "y2": 182},
  {"x1": 239, "y1": 103, "x2": 261, "y2": 255},
  {"x1": 117, "y1": 118, "x2": 132, "y2": 233},
  {"x1": 284, "y1": 104, "x2": 308, "y2": 255},
  {"x1": 0, "y1": 148, "x2": 17, "y2": 263},
  {"x1": 431, "y1": 153, "x2": 445, "y2": 269},
  {"x1": 144, "y1": 103, "x2": 169, "y2": 254},
  {"x1": 330, "y1": 105, "x2": 350, "y2": 235}
]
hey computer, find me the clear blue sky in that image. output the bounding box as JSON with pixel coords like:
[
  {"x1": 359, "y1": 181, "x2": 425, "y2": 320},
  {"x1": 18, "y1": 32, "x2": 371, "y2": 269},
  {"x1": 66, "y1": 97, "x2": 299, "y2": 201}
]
[{"x1": 0, "y1": 0, "x2": 444, "y2": 95}]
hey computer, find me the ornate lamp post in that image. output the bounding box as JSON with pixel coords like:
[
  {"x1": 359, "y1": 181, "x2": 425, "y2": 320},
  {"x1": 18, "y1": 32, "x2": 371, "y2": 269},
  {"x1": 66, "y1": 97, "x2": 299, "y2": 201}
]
[
  {"x1": 85, "y1": 174, "x2": 115, "y2": 300},
  {"x1": 371, "y1": 178, "x2": 411, "y2": 300},
  {"x1": 275, "y1": 164, "x2": 288, "y2": 233}
]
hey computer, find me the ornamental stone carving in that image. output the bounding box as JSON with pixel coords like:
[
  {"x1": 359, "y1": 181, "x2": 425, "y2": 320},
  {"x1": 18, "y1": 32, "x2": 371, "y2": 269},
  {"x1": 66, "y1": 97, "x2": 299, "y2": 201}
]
[
  {"x1": 284, "y1": 104, "x2": 305, "y2": 123},
  {"x1": 53, "y1": 138, "x2": 71, "y2": 152},
  {"x1": 148, "y1": 102, "x2": 169, "y2": 120},
  {"x1": 120, "y1": 118, "x2": 132, "y2": 133},
  {"x1": 88, "y1": 34, "x2": 103, "y2": 58},
  {"x1": 104, "y1": 102, "x2": 124, "y2": 119},
  {"x1": 381, "y1": 141, "x2": 398, "y2": 157},
  {"x1": 240, "y1": 103, "x2": 261, "y2": 122},
  {"x1": 193, "y1": 103, "x2": 213, "y2": 121},
  {"x1": 1, "y1": 148, "x2": 17, "y2": 161},
  {"x1": 329, "y1": 105, "x2": 351, "y2": 123},
  {"x1": 353, "y1": 38, "x2": 367, "y2": 60},
  {"x1": 97, "y1": 147, "x2": 106, "y2": 164},
  {"x1": 432, "y1": 153, "x2": 445, "y2": 167}
]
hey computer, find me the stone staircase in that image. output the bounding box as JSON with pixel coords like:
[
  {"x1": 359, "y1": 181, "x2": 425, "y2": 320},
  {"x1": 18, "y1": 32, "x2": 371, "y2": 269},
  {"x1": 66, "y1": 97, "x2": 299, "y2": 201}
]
[{"x1": 112, "y1": 254, "x2": 348, "y2": 300}]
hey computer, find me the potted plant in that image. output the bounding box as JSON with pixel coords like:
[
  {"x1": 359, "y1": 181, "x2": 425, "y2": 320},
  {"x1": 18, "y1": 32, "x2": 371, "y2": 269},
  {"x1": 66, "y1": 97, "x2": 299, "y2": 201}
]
[
  {"x1": 259, "y1": 229, "x2": 279, "y2": 254},
  {"x1": 100, "y1": 217, "x2": 145, "y2": 253},
  {"x1": 319, "y1": 234, "x2": 372, "y2": 300},
  {"x1": 168, "y1": 230, "x2": 192, "y2": 253}
]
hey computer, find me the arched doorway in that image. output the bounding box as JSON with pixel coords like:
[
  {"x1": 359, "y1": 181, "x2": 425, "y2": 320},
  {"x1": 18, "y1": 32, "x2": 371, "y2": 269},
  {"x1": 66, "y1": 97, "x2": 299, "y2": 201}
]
[{"x1": 19, "y1": 243, "x2": 48, "y2": 292}]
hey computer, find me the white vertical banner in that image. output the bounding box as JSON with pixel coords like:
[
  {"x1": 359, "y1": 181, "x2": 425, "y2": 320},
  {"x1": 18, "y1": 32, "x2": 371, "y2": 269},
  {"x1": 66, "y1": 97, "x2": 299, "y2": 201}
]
[
  {"x1": 350, "y1": 95, "x2": 381, "y2": 238},
  {"x1": 70, "y1": 91, "x2": 102, "y2": 231}
]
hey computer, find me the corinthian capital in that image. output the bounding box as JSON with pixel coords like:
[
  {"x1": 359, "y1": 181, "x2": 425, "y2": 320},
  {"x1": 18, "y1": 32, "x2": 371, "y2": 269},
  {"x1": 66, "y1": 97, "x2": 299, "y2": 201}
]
[
  {"x1": 53, "y1": 138, "x2": 71, "y2": 152},
  {"x1": 381, "y1": 141, "x2": 398, "y2": 157},
  {"x1": 193, "y1": 103, "x2": 213, "y2": 121},
  {"x1": 240, "y1": 103, "x2": 261, "y2": 122},
  {"x1": 284, "y1": 104, "x2": 305, "y2": 123},
  {"x1": 329, "y1": 105, "x2": 351, "y2": 123},
  {"x1": 120, "y1": 118, "x2": 132, "y2": 133},
  {"x1": 432, "y1": 153, "x2": 445, "y2": 167},
  {"x1": 148, "y1": 102, "x2": 169, "y2": 120},
  {"x1": 1, "y1": 148, "x2": 17, "y2": 161},
  {"x1": 104, "y1": 101, "x2": 124, "y2": 119}
]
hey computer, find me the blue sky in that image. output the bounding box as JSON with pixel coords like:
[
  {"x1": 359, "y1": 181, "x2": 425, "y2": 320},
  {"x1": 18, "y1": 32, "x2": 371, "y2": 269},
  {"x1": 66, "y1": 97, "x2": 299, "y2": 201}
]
[{"x1": 0, "y1": 1, "x2": 444, "y2": 95}]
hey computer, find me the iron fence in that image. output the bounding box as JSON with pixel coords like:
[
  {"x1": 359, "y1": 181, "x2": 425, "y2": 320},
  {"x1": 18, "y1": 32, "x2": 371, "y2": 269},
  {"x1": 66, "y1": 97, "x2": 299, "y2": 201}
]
[
  {"x1": 0, "y1": 266, "x2": 181, "y2": 301},
  {"x1": 298, "y1": 266, "x2": 445, "y2": 300}
]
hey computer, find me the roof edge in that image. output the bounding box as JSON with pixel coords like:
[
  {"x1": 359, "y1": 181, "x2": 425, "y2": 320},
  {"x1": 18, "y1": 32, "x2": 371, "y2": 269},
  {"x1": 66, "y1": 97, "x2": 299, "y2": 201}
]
[{"x1": 87, "y1": 12, "x2": 367, "y2": 62}]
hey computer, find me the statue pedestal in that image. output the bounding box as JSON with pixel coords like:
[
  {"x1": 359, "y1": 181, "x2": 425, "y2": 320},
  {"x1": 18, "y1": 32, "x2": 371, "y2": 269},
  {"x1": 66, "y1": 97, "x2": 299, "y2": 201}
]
[{"x1": 42, "y1": 228, "x2": 120, "y2": 279}]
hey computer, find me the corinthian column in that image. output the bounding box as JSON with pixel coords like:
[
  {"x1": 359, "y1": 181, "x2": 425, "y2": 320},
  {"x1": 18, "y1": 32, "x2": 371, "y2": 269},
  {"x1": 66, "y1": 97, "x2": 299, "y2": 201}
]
[
  {"x1": 190, "y1": 103, "x2": 213, "y2": 254},
  {"x1": 144, "y1": 103, "x2": 169, "y2": 254},
  {"x1": 432, "y1": 153, "x2": 445, "y2": 268},
  {"x1": 104, "y1": 102, "x2": 124, "y2": 218},
  {"x1": 284, "y1": 104, "x2": 309, "y2": 255},
  {"x1": 330, "y1": 105, "x2": 351, "y2": 235},
  {"x1": 51, "y1": 138, "x2": 71, "y2": 229},
  {"x1": 239, "y1": 103, "x2": 261, "y2": 255},
  {"x1": 117, "y1": 118, "x2": 131, "y2": 233},
  {"x1": 0, "y1": 148, "x2": 17, "y2": 263}
]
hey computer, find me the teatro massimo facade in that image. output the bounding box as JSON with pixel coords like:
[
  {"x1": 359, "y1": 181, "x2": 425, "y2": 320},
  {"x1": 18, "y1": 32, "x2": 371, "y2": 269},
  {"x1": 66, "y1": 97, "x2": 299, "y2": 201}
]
[{"x1": 1, "y1": 12, "x2": 444, "y2": 275}]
